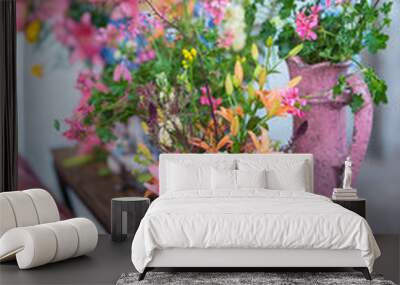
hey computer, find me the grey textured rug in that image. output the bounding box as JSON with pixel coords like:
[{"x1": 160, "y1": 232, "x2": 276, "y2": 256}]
[{"x1": 116, "y1": 272, "x2": 396, "y2": 285}]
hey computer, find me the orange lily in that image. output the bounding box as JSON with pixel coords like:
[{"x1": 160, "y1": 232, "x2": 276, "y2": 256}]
[
  {"x1": 257, "y1": 90, "x2": 290, "y2": 118},
  {"x1": 217, "y1": 106, "x2": 244, "y2": 136},
  {"x1": 189, "y1": 135, "x2": 232, "y2": 153},
  {"x1": 248, "y1": 127, "x2": 272, "y2": 153}
]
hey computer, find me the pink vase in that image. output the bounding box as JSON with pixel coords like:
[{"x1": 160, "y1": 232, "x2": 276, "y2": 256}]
[{"x1": 287, "y1": 57, "x2": 373, "y2": 197}]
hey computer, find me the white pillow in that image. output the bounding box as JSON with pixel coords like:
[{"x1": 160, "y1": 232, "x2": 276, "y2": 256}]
[
  {"x1": 236, "y1": 169, "x2": 267, "y2": 189},
  {"x1": 212, "y1": 168, "x2": 237, "y2": 190},
  {"x1": 237, "y1": 159, "x2": 308, "y2": 191},
  {"x1": 167, "y1": 162, "x2": 211, "y2": 191}
]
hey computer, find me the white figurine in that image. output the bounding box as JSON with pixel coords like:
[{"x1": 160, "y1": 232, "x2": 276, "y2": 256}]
[{"x1": 342, "y1": 156, "x2": 352, "y2": 189}]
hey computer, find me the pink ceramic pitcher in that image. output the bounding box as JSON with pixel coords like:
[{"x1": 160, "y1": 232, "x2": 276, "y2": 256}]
[{"x1": 287, "y1": 57, "x2": 373, "y2": 197}]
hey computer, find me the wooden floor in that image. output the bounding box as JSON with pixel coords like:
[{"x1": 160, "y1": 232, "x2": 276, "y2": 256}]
[{"x1": 0, "y1": 235, "x2": 398, "y2": 285}]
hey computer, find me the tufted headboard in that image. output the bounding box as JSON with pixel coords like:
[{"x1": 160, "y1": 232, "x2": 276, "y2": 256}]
[{"x1": 159, "y1": 153, "x2": 314, "y2": 195}]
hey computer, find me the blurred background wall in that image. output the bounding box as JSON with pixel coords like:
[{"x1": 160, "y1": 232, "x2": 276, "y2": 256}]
[
  {"x1": 17, "y1": 33, "x2": 78, "y2": 201},
  {"x1": 16, "y1": 3, "x2": 399, "y2": 233}
]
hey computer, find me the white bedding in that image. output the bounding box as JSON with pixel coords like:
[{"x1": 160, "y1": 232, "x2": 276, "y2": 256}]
[{"x1": 131, "y1": 190, "x2": 380, "y2": 273}]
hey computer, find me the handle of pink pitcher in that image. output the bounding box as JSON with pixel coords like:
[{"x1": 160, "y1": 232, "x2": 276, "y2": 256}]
[{"x1": 347, "y1": 74, "x2": 374, "y2": 185}]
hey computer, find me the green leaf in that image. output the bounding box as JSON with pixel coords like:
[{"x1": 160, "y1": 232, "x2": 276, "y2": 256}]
[
  {"x1": 279, "y1": 0, "x2": 295, "y2": 18},
  {"x1": 246, "y1": 116, "x2": 261, "y2": 131},
  {"x1": 381, "y1": 2, "x2": 393, "y2": 15},
  {"x1": 96, "y1": 127, "x2": 116, "y2": 143},
  {"x1": 365, "y1": 29, "x2": 389, "y2": 54},
  {"x1": 350, "y1": 94, "x2": 364, "y2": 113},
  {"x1": 98, "y1": 167, "x2": 111, "y2": 176},
  {"x1": 63, "y1": 154, "x2": 93, "y2": 168},
  {"x1": 260, "y1": 22, "x2": 277, "y2": 41},
  {"x1": 136, "y1": 172, "x2": 153, "y2": 184},
  {"x1": 333, "y1": 75, "x2": 347, "y2": 98},
  {"x1": 53, "y1": 119, "x2": 60, "y2": 131},
  {"x1": 363, "y1": 68, "x2": 388, "y2": 105}
]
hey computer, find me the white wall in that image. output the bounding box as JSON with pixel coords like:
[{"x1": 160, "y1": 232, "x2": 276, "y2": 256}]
[
  {"x1": 18, "y1": 34, "x2": 80, "y2": 200},
  {"x1": 356, "y1": 1, "x2": 400, "y2": 234}
]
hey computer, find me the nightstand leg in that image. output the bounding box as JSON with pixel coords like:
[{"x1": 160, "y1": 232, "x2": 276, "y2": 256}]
[
  {"x1": 354, "y1": 267, "x2": 371, "y2": 280},
  {"x1": 138, "y1": 268, "x2": 148, "y2": 281}
]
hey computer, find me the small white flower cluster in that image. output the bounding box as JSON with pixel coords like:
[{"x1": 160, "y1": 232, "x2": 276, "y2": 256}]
[
  {"x1": 222, "y1": 4, "x2": 247, "y2": 51},
  {"x1": 251, "y1": 0, "x2": 282, "y2": 36}
]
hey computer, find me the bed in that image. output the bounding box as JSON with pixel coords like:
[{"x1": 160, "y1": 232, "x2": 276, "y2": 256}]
[{"x1": 131, "y1": 154, "x2": 380, "y2": 281}]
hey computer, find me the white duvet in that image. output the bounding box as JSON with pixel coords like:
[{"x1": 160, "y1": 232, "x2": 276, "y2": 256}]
[{"x1": 131, "y1": 190, "x2": 380, "y2": 273}]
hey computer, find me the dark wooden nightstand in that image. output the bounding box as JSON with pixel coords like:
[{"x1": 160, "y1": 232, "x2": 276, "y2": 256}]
[{"x1": 332, "y1": 198, "x2": 366, "y2": 218}]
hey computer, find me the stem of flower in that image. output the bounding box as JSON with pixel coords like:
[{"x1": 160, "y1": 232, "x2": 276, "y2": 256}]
[
  {"x1": 143, "y1": 0, "x2": 182, "y2": 33},
  {"x1": 145, "y1": 0, "x2": 219, "y2": 141}
]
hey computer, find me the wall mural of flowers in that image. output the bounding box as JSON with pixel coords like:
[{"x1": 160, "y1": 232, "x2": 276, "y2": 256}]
[{"x1": 16, "y1": 0, "x2": 392, "y2": 197}]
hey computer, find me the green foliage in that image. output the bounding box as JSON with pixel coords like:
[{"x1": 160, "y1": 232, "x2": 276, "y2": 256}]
[
  {"x1": 363, "y1": 68, "x2": 388, "y2": 104},
  {"x1": 68, "y1": 0, "x2": 108, "y2": 27},
  {"x1": 349, "y1": 94, "x2": 364, "y2": 113},
  {"x1": 276, "y1": 0, "x2": 392, "y2": 64},
  {"x1": 274, "y1": 0, "x2": 392, "y2": 111},
  {"x1": 333, "y1": 75, "x2": 347, "y2": 98},
  {"x1": 136, "y1": 172, "x2": 153, "y2": 184},
  {"x1": 53, "y1": 119, "x2": 60, "y2": 131},
  {"x1": 365, "y1": 29, "x2": 389, "y2": 54}
]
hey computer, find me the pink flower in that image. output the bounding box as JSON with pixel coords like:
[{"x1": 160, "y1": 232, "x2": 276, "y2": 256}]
[
  {"x1": 63, "y1": 118, "x2": 102, "y2": 153},
  {"x1": 111, "y1": 0, "x2": 139, "y2": 35},
  {"x1": 35, "y1": 0, "x2": 69, "y2": 21},
  {"x1": 281, "y1": 87, "x2": 307, "y2": 117},
  {"x1": 144, "y1": 163, "x2": 159, "y2": 195},
  {"x1": 74, "y1": 70, "x2": 109, "y2": 118},
  {"x1": 76, "y1": 98, "x2": 93, "y2": 117},
  {"x1": 97, "y1": 24, "x2": 123, "y2": 47},
  {"x1": 203, "y1": 0, "x2": 230, "y2": 25},
  {"x1": 295, "y1": 6, "x2": 321, "y2": 41},
  {"x1": 54, "y1": 13, "x2": 103, "y2": 65},
  {"x1": 76, "y1": 70, "x2": 96, "y2": 92},
  {"x1": 199, "y1": 86, "x2": 222, "y2": 110},
  {"x1": 113, "y1": 63, "x2": 132, "y2": 83},
  {"x1": 63, "y1": 118, "x2": 86, "y2": 141},
  {"x1": 218, "y1": 30, "x2": 235, "y2": 49},
  {"x1": 78, "y1": 133, "x2": 102, "y2": 154},
  {"x1": 111, "y1": 0, "x2": 139, "y2": 20},
  {"x1": 135, "y1": 50, "x2": 156, "y2": 64},
  {"x1": 16, "y1": 0, "x2": 28, "y2": 31},
  {"x1": 94, "y1": 82, "x2": 110, "y2": 93}
]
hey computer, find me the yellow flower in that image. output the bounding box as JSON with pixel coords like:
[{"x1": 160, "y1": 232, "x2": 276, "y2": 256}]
[
  {"x1": 25, "y1": 20, "x2": 41, "y2": 43},
  {"x1": 137, "y1": 143, "x2": 153, "y2": 160},
  {"x1": 225, "y1": 73, "x2": 233, "y2": 95},
  {"x1": 234, "y1": 60, "x2": 244, "y2": 87},
  {"x1": 182, "y1": 60, "x2": 189, "y2": 69},
  {"x1": 182, "y1": 49, "x2": 189, "y2": 57},
  {"x1": 141, "y1": 122, "x2": 149, "y2": 134},
  {"x1": 31, "y1": 64, "x2": 43, "y2": 78},
  {"x1": 182, "y1": 48, "x2": 196, "y2": 62},
  {"x1": 251, "y1": 43, "x2": 259, "y2": 61}
]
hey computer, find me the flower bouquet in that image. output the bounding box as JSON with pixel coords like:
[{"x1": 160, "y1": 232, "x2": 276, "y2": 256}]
[
  {"x1": 17, "y1": 0, "x2": 392, "y2": 197},
  {"x1": 270, "y1": 0, "x2": 392, "y2": 109},
  {"x1": 48, "y1": 0, "x2": 309, "y2": 195}
]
